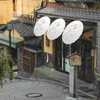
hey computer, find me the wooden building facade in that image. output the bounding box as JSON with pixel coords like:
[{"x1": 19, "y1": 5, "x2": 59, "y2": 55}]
[
  {"x1": 34, "y1": 0, "x2": 100, "y2": 83},
  {"x1": 0, "y1": 0, "x2": 43, "y2": 24},
  {"x1": 0, "y1": 0, "x2": 12, "y2": 24},
  {"x1": 13, "y1": 0, "x2": 42, "y2": 15}
]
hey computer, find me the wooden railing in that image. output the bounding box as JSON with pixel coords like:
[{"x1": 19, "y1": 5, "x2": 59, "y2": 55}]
[
  {"x1": 10, "y1": 12, "x2": 22, "y2": 21},
  {"x1": 11, "y1": 12, "x2": 34, "y2": 25},
  {"x1": 18, "y1": 14, "x2": 34, "y2": 24}
]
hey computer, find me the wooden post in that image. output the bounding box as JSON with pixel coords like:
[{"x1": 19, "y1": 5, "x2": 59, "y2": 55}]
[
  {"x1": 69, "y1": 66, "x2": 78, "y2": 98},
  {"x1": 67, "y1": 53, "x2": 81, "y2": 98}
]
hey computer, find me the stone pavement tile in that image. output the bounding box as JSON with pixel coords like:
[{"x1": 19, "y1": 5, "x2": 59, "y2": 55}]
[{"x1": 0, "y1": 79, "x2": 97, "y2": 100}]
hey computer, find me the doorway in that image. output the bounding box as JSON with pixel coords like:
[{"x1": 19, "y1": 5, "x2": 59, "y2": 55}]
[
  {"x1": 12, "y1": 48, "x2": 17, "y2": 61},
  {"x1": 55, "y1": 37, "x2": 94, "y2": 82},
  {"x1": 71, "y1": 40, "x2": 93, "y2": 82},
  {"x1": 22, "y1": 49, "x2": 34, "y2": 73}
]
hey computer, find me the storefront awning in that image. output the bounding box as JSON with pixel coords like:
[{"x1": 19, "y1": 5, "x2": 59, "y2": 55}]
[{"x1": 0, "y1": 34, "x2": 24, "y2": 48}]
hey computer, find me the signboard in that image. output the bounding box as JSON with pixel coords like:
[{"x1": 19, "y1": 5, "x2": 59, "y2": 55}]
[{"x1": 67, "y1": 53, "x2": 82, "y2": 66}]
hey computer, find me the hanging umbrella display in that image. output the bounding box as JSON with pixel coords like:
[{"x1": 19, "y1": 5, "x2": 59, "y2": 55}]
[
  {"x1": 62, "y1": 20, "x2": 84, "y2": 45},
  {"x1": 47, "y1": 18, "x2": 65, "y2": 40},
  {"x1": 34, "y1": 16, "x2": 50, "y2": 36}
]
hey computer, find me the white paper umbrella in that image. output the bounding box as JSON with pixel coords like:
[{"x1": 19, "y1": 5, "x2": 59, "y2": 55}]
[
  {"x1": 47, "y1": 18, "x2": 66, "y2": 40},
  {"x1": 34, "y1": 16, "x2": 50, "y2": 36},
  {"x1": 62, "y1": 20, "x2": 84, "y2": 44}
]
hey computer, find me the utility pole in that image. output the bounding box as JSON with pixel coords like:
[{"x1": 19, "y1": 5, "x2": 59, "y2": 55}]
[{"x1": 7, "y1": 22, "x2": 13, "y2": 80}]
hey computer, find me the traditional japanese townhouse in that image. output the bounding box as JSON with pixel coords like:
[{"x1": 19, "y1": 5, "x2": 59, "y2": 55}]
[
  {"x1": 0, "y1": 18, "x2": 42, "y2": 76},
  {"x1": 34, "y1": 0, "x2": 100, "y2": 83},
  {"x1": 12, "y1": 19, "x2": 42, "y2": 76},
  {"x1": 0, "y1": 0, "x2": 43, "y2": 76}
]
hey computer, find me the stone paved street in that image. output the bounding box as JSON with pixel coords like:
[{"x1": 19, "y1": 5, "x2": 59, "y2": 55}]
[{"x1": 0, "y1": 79, "x2": 97, "y2": 100}]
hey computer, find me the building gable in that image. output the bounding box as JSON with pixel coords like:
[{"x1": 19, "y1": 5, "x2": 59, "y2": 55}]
[{"x1": 4, "y1": 29, "x2": 24, "y2": 40}]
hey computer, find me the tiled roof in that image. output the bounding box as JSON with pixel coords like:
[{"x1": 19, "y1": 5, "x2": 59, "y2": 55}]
[
  {"x1": 0, "y1": 24, "x2": 7, "y2": 31},
  {"x1": 36, "y1": 3, "x2": 100, "y2": 22},
  {"x1": 12, "y1": 20, "x2": 35, "y2": 38}
]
